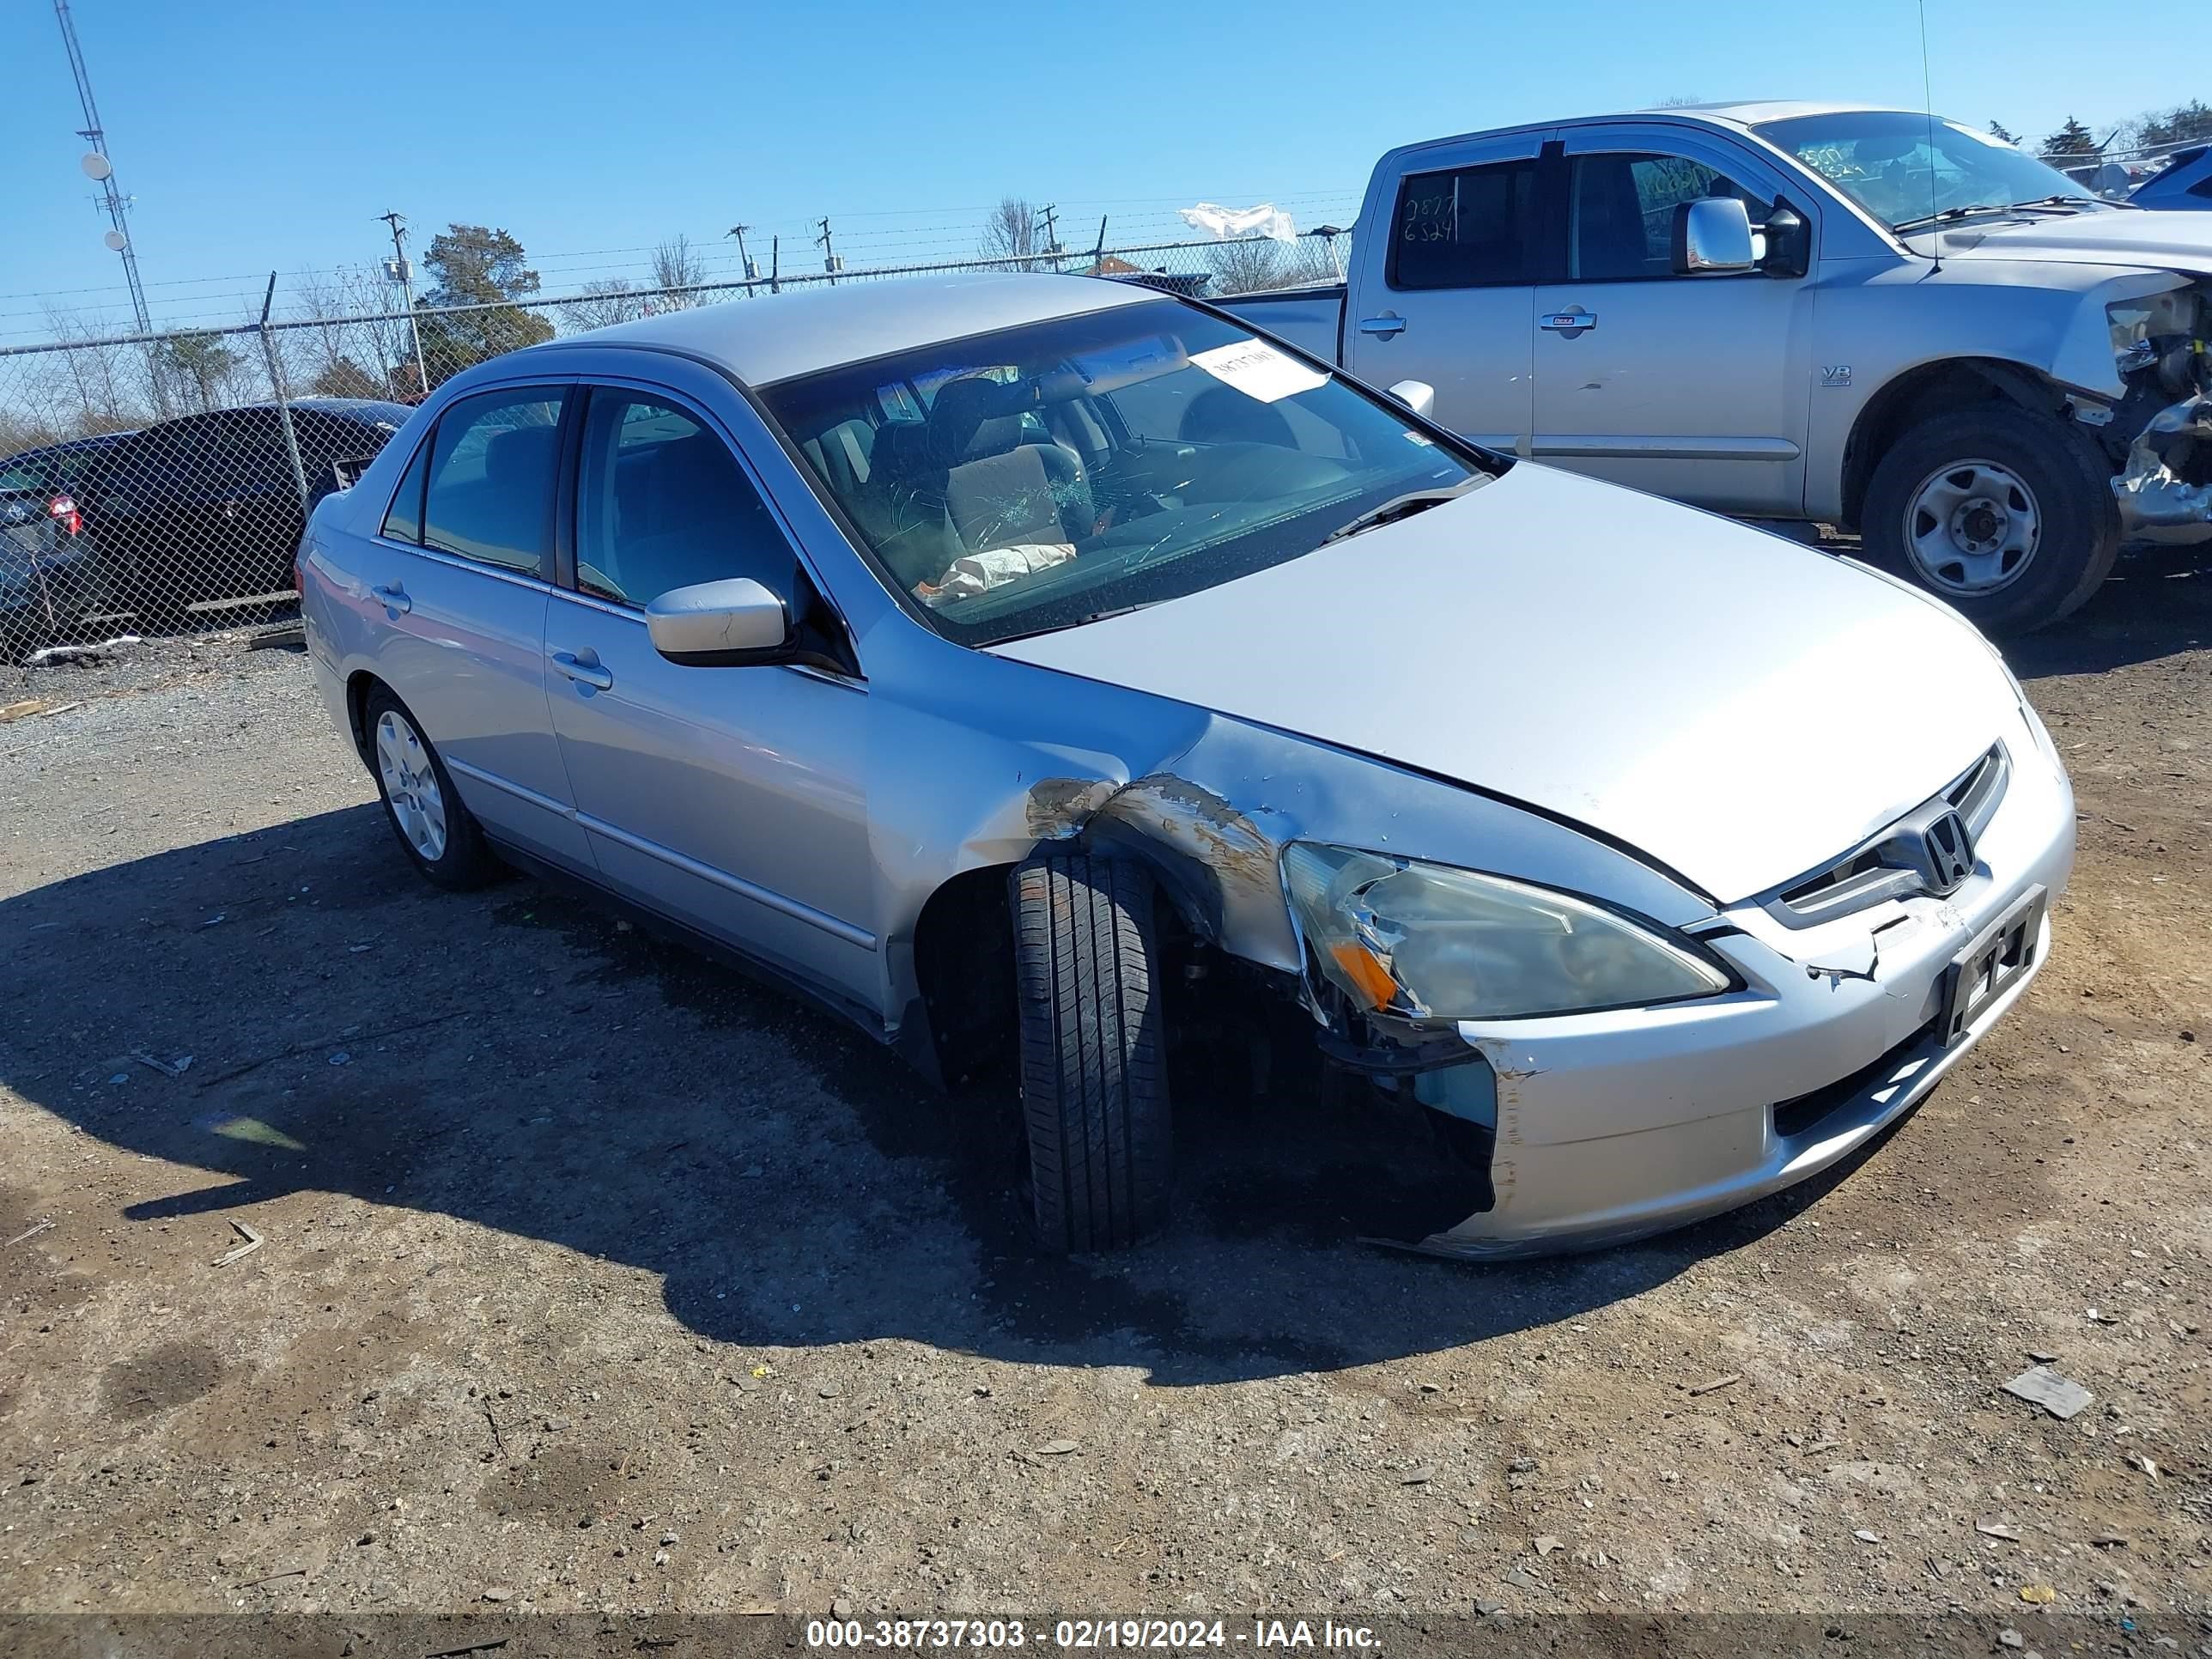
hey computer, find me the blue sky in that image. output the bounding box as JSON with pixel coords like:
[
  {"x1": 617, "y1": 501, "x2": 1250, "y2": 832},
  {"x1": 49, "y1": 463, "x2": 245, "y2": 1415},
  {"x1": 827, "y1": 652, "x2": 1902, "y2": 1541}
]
[{"x1": 0, "y1": 0, "x2": 2192, "y2": 338}]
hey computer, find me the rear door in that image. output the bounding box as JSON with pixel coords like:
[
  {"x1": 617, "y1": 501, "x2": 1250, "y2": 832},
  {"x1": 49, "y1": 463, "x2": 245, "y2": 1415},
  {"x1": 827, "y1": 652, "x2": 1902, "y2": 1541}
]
[
  {"x1": 364, "y1": 381, "x2": 593, "y2": 872},
  {"x1": 1530, "y1": 123, "x2": 1817, "y2": 515},
  {"x1": 542, "y1": 369, "x2": 878, "y2": 1014},
  {"x1": 1341, "y1": 131, "x2": 1551, "y2": 453}
]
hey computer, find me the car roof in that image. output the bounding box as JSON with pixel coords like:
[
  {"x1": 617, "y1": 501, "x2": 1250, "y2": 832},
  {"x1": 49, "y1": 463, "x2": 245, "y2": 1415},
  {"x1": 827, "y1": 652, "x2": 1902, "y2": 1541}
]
[
  {"x1": 129, "y1": 398, "x2": 410, "y2": 438},
  {"x1": 532, "y1": 271, "x2": 1159, "y2": 386},
  {"x1": 1633, "y1": 100, "x2": 1905, "y2": 128},
  {"x1": 0, "y1": 430, "x2": 137, "y2": 469}
]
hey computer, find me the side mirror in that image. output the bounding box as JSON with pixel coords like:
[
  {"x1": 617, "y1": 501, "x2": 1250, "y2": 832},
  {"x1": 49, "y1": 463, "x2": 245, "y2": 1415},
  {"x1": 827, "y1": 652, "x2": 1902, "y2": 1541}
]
[
  {"x1": 1759, "y1": 204, "x2": 1811, "y2": 278},
  {"x1": 646, "y1": 576, "x2": 791, "y2": 666},
  {"x1": 1387, "y1": 380, "x2": 1437, "y2": 421},
  {"x1": 1670, "y1": 197, "x2": 1757, "y2": 275}
]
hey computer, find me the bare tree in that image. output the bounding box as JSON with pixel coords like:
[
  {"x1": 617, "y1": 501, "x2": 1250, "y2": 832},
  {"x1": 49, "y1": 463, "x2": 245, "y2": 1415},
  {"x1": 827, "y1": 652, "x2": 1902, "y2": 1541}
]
[
  {"x1": 37, "y1": 306, "x2": 138, "y2": 434},
  {"x1": 568, "y1": 279, "x2": 649, "y2": 333},
  {"x1": 1204, "y1": 237, "x2": 1288, "y2": 295},
  {"x1": 295, "y1": 266, "x2": 410, "y2": 402},
  {"x1": 650, "y1": 234, "x2": 708, "y2": 308},
  {"x1": 980, "y1": 197, "x2": 1041, "y2": 267}
]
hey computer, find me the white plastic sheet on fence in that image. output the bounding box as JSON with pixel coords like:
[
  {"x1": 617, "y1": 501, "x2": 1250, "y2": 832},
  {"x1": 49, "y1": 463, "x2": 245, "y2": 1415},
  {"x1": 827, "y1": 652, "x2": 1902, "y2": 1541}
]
[{"x1": 1177, "y1": 204, "x2": 1299, "y2": 244}]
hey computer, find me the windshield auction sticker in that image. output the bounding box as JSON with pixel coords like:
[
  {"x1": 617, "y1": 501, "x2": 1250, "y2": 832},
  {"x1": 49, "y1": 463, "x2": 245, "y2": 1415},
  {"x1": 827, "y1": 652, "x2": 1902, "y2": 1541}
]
[{"x1": 1188, "y1": 340, "x2": 1328, "y2": 404}]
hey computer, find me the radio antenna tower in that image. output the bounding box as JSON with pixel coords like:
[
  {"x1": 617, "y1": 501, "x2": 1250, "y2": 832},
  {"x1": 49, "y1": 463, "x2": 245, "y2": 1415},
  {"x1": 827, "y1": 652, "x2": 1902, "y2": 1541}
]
[{"x1": 52, "y1": 0, "x2": 151, "y2": 332}]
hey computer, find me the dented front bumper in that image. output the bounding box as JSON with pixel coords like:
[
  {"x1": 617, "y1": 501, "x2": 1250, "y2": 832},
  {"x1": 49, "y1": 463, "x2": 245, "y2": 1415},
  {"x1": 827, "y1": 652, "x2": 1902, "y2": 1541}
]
[{"x1": 1401, "y1": 736, "x2": 2076, "y2": 1259}]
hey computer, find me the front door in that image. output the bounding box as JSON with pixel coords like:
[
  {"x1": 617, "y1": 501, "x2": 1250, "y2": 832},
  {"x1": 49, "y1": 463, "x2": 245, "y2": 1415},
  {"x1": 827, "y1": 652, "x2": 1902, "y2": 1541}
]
[
  {"x1": 542, "y1": 380, "x2": 878, "y2": 1014},
  {"x1": 1341, "y1": 131, "x2": 1550, "y2": 454},
  {"x1": 1530, "y1": 125, "x2": 1817, "y2": 516}
]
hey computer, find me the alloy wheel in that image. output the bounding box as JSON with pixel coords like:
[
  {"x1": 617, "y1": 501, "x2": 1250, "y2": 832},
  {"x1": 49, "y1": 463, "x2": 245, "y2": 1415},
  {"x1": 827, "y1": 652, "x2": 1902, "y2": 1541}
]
[{"x1": 374, "y1": 708, "x2": 448, "y2": 862}]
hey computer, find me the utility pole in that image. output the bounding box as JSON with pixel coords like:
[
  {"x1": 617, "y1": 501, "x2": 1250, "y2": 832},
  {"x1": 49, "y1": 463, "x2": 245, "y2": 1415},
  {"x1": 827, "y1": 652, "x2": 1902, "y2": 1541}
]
[
  {"x1": 52, "y1": 0, "x2": 149, "y2": 334},
  {"x1": 1036, "y1": 204, "x2": 1061, "y2": 270},
  {"x1": 726, "y1": 223, "x2": 757, "y2": 293},
  {"x1": 378, "y1": 211, "x2": 431, "y2": 397},
  {"x1": 816, "y1": 216, "x2": 841, "y2": 283}
]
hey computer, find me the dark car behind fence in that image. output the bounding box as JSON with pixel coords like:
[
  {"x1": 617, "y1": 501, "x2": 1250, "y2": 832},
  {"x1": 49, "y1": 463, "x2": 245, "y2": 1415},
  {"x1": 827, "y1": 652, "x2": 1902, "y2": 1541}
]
[{"x1": 0, "y1": 237, "x2": 1343, "y2": 654}]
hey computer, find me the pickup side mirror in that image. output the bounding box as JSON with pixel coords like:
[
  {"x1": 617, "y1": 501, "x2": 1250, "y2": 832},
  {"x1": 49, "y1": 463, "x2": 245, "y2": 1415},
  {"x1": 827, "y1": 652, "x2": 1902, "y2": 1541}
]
[
  {"x1": 1759, "y1": 204, "x2": 1811, "y2": 278},
  {"x1": 1670, "y1": 197, "x2": 1758, "y2": 275},
  {"x1": 646, "y1": 576, "x2": 791, "y2": 666},
  {"x1": 1386, "y1": 380, "x2": 1437, "y2": 421}
]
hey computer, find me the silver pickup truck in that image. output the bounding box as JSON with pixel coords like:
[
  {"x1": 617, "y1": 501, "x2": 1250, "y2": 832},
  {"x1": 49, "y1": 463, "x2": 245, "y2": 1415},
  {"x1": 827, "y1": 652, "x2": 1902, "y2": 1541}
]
[{"x1": 1224, "y1": 100, "x2": 2212, "y2": 632}]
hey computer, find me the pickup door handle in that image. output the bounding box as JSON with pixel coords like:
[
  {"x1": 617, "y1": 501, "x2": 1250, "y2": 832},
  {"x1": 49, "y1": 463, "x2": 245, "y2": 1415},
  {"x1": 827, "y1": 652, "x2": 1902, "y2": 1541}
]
[
  {"x1": 549, "y1": 650, "x2": 613, "y2": 692},
  {"x1": 1357, "y1": 314, "x2": 1407, "y2": 339},
  {"x1": 369, "y1": 582, "x2": 411, "y2": 616},
  {"x1": 1540, "y1": 308, "x2": 1598, "y2": 337}
]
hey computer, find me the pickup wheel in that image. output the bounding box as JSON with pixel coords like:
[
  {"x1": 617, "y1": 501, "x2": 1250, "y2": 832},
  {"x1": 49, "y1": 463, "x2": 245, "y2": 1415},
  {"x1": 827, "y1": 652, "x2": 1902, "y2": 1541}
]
[
  {"x1": 1010, "y1": 852, "x2": 1174, "y2": 1253},
  {"x1": 1861, "y1": 405, "x2": 2119, "y2": 633}
]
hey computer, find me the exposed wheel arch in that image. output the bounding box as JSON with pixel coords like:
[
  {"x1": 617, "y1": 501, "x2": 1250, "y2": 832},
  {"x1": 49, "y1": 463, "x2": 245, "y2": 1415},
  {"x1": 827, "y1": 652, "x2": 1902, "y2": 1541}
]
[
  {"x1": 343, "y1": 669, "x2": 383, "y2": 767},
  {"x1": 1841, "y1": 358, "x2": 2075, "y2": 531},
  {"x1": 909, "y1": 842, "x2": 1215, "y2": 1086}
]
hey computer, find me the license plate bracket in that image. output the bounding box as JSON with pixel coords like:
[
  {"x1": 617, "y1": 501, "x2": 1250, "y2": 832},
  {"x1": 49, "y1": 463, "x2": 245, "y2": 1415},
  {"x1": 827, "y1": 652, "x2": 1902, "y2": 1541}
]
[{"x1": 1940, "y1": 884, "x2": 2046, "y2": 1046}]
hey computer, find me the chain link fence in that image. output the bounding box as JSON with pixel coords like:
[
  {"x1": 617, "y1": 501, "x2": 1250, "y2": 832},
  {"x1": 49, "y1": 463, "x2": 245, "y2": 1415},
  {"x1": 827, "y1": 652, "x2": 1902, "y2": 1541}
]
[{"x1": 0, "y1": 233, "x2": 1347, "y2": 659}]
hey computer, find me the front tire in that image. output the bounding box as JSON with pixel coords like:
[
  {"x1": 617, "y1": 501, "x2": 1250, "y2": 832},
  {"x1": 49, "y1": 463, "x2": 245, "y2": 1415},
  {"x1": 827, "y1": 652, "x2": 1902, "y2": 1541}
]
[
  {"x1": 362, "y1": 684, "x2": 500, "y2": 891},
  {"x1": 1861, "y1": 404, "x2": 2119, "y2": 634},
  {"x1": 1011, "y1": 853, "x2": 1174, "y2": 1253}
]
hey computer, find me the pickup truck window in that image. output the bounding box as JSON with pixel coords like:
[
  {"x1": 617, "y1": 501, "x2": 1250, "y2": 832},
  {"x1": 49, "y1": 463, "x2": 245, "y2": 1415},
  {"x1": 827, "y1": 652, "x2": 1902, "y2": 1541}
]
[
  {"x1": 760, "y1": 298, "x2": 1493, "y2": 647},
  {"x1": 1389, "y1": 159, "x2": 1540, "y2": 289},
  {"x1": 1756, "y1": 111, "x2": 2094, "y2": 232},
  {"x1": 1571, "y1": 154, "x2": 1764, "y2": 281}
]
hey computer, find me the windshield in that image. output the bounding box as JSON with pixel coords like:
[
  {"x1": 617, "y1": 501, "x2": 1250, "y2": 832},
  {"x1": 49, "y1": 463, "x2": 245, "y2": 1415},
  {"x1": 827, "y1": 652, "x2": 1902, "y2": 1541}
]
[
  {"x1": 759, "y1": 298, "x2": 1493, "y2": 647},
  {"x1": 1757, "y1": 111, "x2": 2096, "y2": 230}
]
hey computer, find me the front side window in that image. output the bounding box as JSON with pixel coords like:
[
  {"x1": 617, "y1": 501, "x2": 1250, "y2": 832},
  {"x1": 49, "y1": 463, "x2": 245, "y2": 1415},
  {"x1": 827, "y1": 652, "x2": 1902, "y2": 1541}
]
[
  {"x1": 574, "y1": 392, "x2": 795, "y2": 607},
  {"x1": 420, "y1": 388, "x2": 565, "y2": 574},
  {"x1": 1389, "y1": 158, "x2": 1540, "y2": 289},
  {"x1": 1757, "y1": 111, "x2": 2097, "y2": 232},
  {"x1": 760, "y1": 298, "x2": 1496, "y2": 647},
  {"x1": 1571, "y1": 153, "x2": 1765, "y2": 280}
]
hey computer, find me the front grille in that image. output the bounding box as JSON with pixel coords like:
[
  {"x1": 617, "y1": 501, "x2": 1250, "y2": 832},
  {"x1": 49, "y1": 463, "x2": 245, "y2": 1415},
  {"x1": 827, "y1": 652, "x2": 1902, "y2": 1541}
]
[
  {"x1": 1765, "y1": 745, "x2": 2009, "y2": 928},
  {"x1": 1771, "y1": 1016, "x2": 1941, "y2": 1139}
]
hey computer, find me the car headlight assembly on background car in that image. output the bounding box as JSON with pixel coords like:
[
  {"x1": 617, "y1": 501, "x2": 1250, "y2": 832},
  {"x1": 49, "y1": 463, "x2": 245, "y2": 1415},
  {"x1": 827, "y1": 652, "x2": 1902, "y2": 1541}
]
[{"x1": 1281, "y1": 843, "x2": 1733, "y2": 1023}]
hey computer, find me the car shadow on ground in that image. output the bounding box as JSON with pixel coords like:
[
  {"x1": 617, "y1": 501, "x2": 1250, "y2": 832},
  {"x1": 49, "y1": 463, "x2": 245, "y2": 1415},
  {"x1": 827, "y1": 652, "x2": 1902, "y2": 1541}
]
[
  {"x1": 2003, "y1": 542, "x2": 2212, "y2": 679},
  {"x1": 3, "y1": 799, "x2": 1893, "y2": 1389}
]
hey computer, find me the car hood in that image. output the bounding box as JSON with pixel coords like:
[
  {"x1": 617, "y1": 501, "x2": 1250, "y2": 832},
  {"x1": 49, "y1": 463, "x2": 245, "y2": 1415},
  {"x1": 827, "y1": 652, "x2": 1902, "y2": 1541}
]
[
  {"x1": 991, "y1": 464, "x2": 2022, "y2": 904},
  {"x1": 1929, "y1": 206, "x2": 2212, "y2": 275}
]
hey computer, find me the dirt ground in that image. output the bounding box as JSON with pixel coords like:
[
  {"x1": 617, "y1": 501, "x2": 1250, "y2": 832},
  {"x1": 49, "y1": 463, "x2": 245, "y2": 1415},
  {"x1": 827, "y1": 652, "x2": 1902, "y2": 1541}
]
[{"x1": 0, "y1": 550, "x2": 2208, "y2": 1645}]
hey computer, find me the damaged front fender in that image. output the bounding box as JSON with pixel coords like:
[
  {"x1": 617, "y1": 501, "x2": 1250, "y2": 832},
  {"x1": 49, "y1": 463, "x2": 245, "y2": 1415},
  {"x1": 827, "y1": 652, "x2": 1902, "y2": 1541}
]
[{"x1": 2113, "y1": 388, "x2": 2212, "y2": 542}]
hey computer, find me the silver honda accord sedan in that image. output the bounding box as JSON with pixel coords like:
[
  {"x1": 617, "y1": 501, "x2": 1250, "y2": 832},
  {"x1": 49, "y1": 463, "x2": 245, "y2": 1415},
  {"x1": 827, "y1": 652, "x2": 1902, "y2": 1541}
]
[{"x1": 298, "y1": 272, "x2": 2074, "y2": 1256}]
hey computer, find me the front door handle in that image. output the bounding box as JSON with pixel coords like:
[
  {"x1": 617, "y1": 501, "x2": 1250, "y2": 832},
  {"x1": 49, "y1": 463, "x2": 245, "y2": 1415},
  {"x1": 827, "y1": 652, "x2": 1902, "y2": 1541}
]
[
  {"x1": 369, "y1": 582, "x2": 411, "y2": 616},
  {"x1": 549, "y1": 650, "x2": 613, "y2": 692},
  {"x1": 1540, "y1": 307, "x2": 1597, "y2": 337},
  {"x1": 1357, "y1": 313, "x2": 1407, "y2": 339}
]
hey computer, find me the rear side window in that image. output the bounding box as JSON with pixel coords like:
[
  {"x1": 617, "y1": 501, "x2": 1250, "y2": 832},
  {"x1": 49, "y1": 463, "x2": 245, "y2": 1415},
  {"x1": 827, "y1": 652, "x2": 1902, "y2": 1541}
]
[
  {"x1": 1389, "y1": 158, "x2": 1540, "y2": 289},
  {"x1": 420, "y1": 388, "x2": 566, "y2": 574},
  {"x1": 2191, "y1": 173, "x2": 2212, "y2": 201},
  {"x1": 381, "y1": 434, "x2": 432, "y2": 543}
]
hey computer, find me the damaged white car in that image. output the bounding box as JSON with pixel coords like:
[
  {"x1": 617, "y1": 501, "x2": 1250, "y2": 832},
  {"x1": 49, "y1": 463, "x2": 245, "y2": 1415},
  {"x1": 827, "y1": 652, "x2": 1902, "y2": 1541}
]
[{"x1": 299, "y1": 274, "x2": 2075, "y2": 1256}]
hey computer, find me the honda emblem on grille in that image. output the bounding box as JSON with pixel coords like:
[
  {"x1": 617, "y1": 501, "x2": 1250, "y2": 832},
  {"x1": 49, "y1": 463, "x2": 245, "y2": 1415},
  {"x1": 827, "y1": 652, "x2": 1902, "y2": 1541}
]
[{"x1": 1921, "y1": 810, "x2": 1975, "y2": 893}]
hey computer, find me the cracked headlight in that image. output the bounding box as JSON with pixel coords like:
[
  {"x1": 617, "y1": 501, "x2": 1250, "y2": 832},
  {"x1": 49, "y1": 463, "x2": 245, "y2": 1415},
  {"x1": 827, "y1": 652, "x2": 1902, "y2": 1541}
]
[
  {"x1": 1282, "y1": 843, "x2": 1731, "y2": 1021},
  {"x1": 2108, "y1": 290, "x2": 2201, "y2": 374}
]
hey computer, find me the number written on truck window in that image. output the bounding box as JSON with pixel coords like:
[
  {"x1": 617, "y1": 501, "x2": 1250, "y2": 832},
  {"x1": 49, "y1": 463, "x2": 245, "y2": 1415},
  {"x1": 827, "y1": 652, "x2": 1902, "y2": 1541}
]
[{"x1": 1389, "y1": 159, "x2": 1540, "y2": 290}]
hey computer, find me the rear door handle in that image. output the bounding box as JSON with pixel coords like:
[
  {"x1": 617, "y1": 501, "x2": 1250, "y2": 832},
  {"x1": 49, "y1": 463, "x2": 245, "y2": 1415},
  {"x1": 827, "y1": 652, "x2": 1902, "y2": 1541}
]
[
  {"x1": 1357, "y1": 314, "x2": 1407, "y2": 338},
  {"x1": 369, "y1": 582, "x2": 411, "y2": 616},
  {"x1": 1540, "y1": 308, "x2": 1597, "y2": 337},
  {"x1": 549, "y1": 650, "x2": 613, "y2": 691}
]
